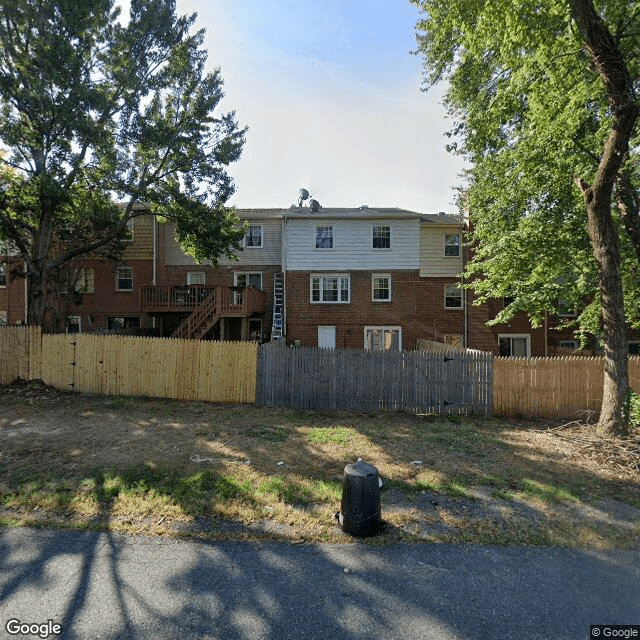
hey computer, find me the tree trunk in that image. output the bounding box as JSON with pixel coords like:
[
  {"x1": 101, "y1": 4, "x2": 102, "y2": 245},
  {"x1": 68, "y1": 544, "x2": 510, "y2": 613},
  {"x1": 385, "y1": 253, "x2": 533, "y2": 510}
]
[
  {"x1": 568, "y1": 0, "x2": 639, "y2": 437},
  {"x1": 581, "y1": 182, "x2": 629, "y2": 436}
]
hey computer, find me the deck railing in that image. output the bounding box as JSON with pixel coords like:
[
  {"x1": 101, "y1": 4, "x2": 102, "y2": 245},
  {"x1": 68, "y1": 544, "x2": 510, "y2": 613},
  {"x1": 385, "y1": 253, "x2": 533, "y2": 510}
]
[{"x1": 141, "y1": 284, "x2": 265, "y2": 316}]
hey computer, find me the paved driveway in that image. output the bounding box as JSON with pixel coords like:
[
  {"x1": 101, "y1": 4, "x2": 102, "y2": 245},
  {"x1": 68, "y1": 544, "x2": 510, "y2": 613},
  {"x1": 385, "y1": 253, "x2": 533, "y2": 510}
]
[{"x1": 0, "y1": 528, "x2": 638, "y2": 639}]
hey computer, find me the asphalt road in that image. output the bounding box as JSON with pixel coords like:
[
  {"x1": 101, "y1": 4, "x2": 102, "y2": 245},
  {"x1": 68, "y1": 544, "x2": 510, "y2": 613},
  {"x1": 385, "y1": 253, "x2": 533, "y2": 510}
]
[{"x1": 0, "y1": 527, "x2": 638, "y2": 640}]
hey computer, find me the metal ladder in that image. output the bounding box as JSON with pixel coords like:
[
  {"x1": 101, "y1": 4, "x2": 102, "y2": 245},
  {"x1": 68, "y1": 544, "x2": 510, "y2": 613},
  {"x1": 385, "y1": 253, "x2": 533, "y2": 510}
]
[{"x1": 271, "y1": 272, "x2": 284, "y2": 341}]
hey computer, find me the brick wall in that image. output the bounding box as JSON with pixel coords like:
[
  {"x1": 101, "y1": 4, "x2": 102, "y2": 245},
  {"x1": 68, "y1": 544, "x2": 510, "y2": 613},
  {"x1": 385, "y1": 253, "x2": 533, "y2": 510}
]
[
  {"x1": 285, "y1": 270, "x2": 465, "y2": 350},
  {"x1": 68, "y1": 259, "x2": 155, "y2": 331},
  {"x1": 0, "y1": 258, "x2": 27, "y2": 324}
]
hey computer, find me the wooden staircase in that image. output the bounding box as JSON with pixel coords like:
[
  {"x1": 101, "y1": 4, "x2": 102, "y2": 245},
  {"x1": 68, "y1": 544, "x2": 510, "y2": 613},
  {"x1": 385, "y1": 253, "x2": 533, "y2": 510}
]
[{"x1": 168, "y1": 285, "x2": 266, "y2": 341}]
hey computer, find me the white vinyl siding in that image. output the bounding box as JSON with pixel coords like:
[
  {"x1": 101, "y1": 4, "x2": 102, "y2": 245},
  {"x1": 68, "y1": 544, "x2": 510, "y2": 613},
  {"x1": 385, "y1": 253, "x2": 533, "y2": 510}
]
[
  {"x1": 420, "y1": 226, "x2": 464, "y2": 277},
  {"x1": 286, "y1": 218, "x2": 419, "y2": 271}
]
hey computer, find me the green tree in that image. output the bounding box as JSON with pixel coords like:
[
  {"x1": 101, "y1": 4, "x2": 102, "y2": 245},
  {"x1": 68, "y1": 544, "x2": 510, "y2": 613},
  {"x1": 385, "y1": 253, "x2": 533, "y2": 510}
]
[
  {"x1": 0, "y1": 0, "x2": 247, "y2": 327},
  {"x1": 413, "y1": 0, "x2": 639, "y2": 436}
]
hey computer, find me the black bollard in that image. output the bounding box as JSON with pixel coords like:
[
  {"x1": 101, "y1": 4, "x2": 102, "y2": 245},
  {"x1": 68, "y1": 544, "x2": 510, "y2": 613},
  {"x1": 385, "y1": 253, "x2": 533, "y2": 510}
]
[{"x1": 339, "y1": 459, "x2": 381, "y2": 537}]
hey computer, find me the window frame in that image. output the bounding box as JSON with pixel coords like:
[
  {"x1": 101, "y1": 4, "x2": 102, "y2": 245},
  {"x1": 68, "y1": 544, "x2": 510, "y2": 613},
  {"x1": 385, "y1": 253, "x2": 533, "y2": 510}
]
[
  {"x1": 234, "y1": 271, "x2": 263, "y2": 290},
  {"x1": 0, "y1": 264, "x2": 6, "y2": 287},
  {"x1": 444, "y1": 233, "x2": 461, "y2": 257},
  {"x1": 558, "y1": 340, "x2": 578, "y2": 350},
  {"x1": 372, "y1": 224, "x2": 392, "y2": 250},
  {"x1": 115, "y1": 266, "x2": 133, "y2": 292},
  {"x1": 315, "y1": 225, "x2": 334, "y2": 249},
  {"x1": 498, "y1": 334, "x2": 531, "y2": 357},
  {"x1": 244, "y1": 224, "x2": 263, "y2": 248},
  {"x1": 187, "y1": 271, "x2": 206, "y2": 285},
  {"x1": 372, "y1": 273, "x2": 391, "y2": 302},
  {"x1": 0, "y1": 311, "x2": 7, "y2": 325},
  {"x1": 444, "y1": 284, "x2": 463, "y2": 309},
  {"x1": 364, "y1": 326, "x2": 402, "y2": 352},
  {"x1": 310, "y1": 274, "x2": 350, "y2": 304}
]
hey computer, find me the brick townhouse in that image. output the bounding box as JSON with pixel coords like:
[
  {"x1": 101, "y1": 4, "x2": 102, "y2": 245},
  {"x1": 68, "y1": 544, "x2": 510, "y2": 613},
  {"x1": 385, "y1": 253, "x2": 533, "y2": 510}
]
[{"x1": 2, "y1": 204, "x2": 636, "y2": 355}]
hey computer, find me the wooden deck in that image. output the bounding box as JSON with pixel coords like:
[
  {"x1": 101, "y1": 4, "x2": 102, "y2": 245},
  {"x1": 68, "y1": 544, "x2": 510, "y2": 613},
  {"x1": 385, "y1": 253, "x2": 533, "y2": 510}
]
[{"x1": 141, "y1": 285, "x2": 266, "y2": 316}]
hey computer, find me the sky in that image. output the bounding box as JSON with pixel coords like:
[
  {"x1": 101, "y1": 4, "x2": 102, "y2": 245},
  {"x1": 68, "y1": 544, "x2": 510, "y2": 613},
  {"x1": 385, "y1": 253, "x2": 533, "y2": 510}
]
[{"x1": 171, "y1": 0, "x2": 467, "y2": 213}]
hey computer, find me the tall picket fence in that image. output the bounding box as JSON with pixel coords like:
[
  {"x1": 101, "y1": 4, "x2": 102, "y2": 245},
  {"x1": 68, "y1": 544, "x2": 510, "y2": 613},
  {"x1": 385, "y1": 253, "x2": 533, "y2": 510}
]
[
  {"x1": 0, "y1": 327, "x2": 257, "y2": 403},
  {"x1": 494, "y1": 356, "x2": 640, "y2": 418},
  {"x1": 0, "y1": 325, "x2": 41, "y2": 384}
]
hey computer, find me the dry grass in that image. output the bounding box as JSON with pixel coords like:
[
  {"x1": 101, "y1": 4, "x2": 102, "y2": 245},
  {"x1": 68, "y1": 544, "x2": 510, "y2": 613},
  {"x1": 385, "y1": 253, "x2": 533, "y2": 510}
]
[{"x1": 0, "y1": 379, "x2": 639, "y2": 548}]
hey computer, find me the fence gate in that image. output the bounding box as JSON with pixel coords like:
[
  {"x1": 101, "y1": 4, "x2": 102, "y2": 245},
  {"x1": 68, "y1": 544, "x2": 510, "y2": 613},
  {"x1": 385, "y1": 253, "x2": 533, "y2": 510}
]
[{"x1": 256, "y1": 345, "x2": 493, "y2": 415}]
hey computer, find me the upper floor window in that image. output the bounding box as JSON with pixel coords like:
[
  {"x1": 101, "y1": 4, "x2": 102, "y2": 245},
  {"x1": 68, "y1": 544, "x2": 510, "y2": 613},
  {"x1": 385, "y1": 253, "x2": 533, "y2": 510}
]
[
  {"x1": 311, "y1": 274, "x2": 350, "y2": 303},
  {"x1": 372, "y1": 225, "x2": 391, "y2": 249},
  {"x1": 121, "y1": 218, "x2": 135, "y2": 243},
  {"x1": 315, "y1": 226, "x2": 334, "y2": 249},
  {"x1": 245, "y1": 224, "x2": 263, "y2": 248},
  {"x1": 187, "y1": 271, "x2": 205, "y2": 285},
  {"x1": 116, "y1": 266, "x2": 133, "y2": 291},
  {"x1": 76, "y1": 268, "x2": 94, "y2": 293},
  {"x1": 372, "y1": 274, "x2": 391, "y2": 301},
  {"x1": 0, "y1": 311, "x2": 7, "y2": 325},
  {"x1": 445, "y1": 284, "x2": 463, "y2": 308},
  {"x1": 444, "y1": 233, "x2": 460, "y2": 257},
  {"x1": 0, "y1": 265, "x2": 6, "y2": 287}
]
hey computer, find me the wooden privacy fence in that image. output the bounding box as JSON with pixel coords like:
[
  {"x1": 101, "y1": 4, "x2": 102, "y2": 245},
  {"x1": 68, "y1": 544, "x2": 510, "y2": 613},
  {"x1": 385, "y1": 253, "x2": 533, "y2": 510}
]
[
  {"x1": 256, "y1": 345, "x2": 494, "y2": 414},
  {"x1": 0, "y1": 327, "x2": 257, "y2": 403},
  {"x1": 4, "y1": 326, "x2": 640, "y2": 419},
  {"x1": 0, "y1": 325, "x2": 41, "y2": 384},
  {"x1": 494, "y1": 356, "x2": 640, "y2": 418}
]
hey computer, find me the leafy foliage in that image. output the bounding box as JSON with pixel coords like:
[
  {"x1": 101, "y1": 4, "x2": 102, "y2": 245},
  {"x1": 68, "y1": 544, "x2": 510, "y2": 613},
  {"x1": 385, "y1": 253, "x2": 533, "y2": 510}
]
[
  {"x1": 412, "y1": 0, "x2": 640, "y2": 337},
  {"x1": 0, "y1": 0, "x2": 247, "y2": 324}
]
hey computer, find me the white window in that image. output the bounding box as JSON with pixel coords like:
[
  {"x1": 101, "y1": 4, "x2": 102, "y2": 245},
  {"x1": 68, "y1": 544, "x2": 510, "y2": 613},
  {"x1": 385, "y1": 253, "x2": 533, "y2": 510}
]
[
  {"x1": 445, "y1": 284, "x2": 463, "y2": 308},
  {"x1": 234, "y1": 272, "x2": 263, "y2": 289},
  {"x1": 0, "y1": 311, "x2": 6, "y2": 325},
  {"x1": 559, "y1": 340, "x2": 578, "y2": 350},
  {"x1": 187, "y1": 271, "x2": 205, "y2": 285},
  {"x1": 499, "y1": 334, "x2": 531, "y2": 357},
  {"x1": 444, "y1": 233, "x2": 461, "y2": 257},
  {"x1": 372, "y1": 225, "x2": 391, "y2": 249},
  {"x1": 67, "y1": 316, "x2": 81, "y2": 333},
  {"x1": 76, "y1": 268, "x2": 94, "y2": 293},
  {"x1": 245, "y1": 224, "x2": 263, "y2": 248},
  {"x1": 365, "y1": 326, "x2": 402, "y2": 352},
  {"x1": 372, "y1": 274, "x2": 391, "y2": 301},
  {"x1": 311, "y1": 274, "x2": 350, "y2": 303},
  {"x1": 115, "y1": 266, "x2": 133, "y2": 291},
  {"x1": 0, "y1": 264, "x2": 5, "y2": 287},
  {"x1": 315, "y1": 226, "x2": 334, "y2": 249}
]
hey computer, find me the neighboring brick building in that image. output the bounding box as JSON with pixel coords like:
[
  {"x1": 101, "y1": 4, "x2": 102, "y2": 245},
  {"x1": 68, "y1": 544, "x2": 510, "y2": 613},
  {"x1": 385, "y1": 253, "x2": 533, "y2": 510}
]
[{"x1": 2, "y1": 204, "x2": 635, "y2": 355}]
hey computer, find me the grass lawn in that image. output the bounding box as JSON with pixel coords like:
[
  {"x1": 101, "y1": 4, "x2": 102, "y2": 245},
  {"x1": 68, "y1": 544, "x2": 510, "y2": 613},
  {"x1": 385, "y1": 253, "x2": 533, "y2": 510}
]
[{"x1": 0, "y1": 380, "x2": 638, "y2": 548}]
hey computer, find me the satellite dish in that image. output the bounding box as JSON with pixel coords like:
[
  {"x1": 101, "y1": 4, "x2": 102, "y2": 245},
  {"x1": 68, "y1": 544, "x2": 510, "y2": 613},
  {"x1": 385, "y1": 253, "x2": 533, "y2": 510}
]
[
  {"x1": 309, "y1": 199, "x2": 321, "y2": 212},
  {"x1": 299, "y1": 188, "x2": 309, "y2": 201}
]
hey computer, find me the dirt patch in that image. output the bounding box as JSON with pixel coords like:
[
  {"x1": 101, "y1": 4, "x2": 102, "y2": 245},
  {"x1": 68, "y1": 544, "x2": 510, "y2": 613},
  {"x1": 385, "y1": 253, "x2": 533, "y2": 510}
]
[{"x1": 1, "y1": 379, "x2": 639, "y2": 548}]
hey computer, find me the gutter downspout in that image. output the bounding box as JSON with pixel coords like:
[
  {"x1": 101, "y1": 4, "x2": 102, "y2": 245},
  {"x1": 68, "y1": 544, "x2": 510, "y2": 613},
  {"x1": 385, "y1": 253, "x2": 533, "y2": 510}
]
[
  {"x1": 152, "y1": 216, "x2": 157, "y2": 329},
  {"x1": 462, "y1": 228, "x2": 468, "y2": 348}
]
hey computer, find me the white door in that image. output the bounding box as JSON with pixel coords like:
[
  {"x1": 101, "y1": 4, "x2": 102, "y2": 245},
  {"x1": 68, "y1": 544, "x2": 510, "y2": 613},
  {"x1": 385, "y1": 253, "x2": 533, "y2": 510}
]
[{"x1": 318, "y1": 326, "x2": 336, "y2": 349}]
